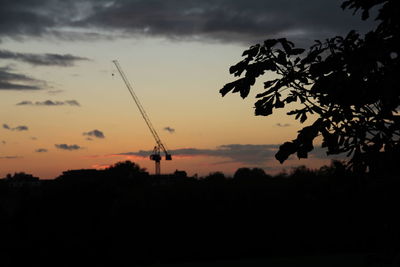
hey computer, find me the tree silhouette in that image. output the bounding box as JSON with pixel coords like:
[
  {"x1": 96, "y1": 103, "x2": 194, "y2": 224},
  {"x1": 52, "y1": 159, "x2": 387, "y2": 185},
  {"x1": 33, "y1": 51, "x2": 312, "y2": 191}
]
[{"x1": 220, "y1": 0, "x2": 399, "y2": 173}]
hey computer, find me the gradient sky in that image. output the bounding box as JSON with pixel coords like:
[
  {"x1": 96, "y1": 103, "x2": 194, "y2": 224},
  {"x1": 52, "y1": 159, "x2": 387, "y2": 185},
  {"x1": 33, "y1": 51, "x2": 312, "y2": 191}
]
[{"x1": 0, "y1": 0, "x2": 373, "y2": 178}]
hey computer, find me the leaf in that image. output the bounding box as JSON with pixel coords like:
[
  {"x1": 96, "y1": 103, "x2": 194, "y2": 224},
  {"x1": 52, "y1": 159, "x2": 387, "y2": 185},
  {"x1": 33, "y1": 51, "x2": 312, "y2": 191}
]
[
  {"x1": 278, "y1": 38, "x2": 292, "y2": 54},
  {"x1": 276, "y1": 50, "x2": 287, "y2": 65},
  {"x1": 231, "y1": 77, "x2": 254, "y2": 99},
  {"x1": 275, "y1": 141, "x2": 298, "y2": 163},
  {"x1": 290, "y1": 48, "x2": 305, "y2": 55},
  {"x1": 219, "y1": 81, "x2": 236, "y2": 97},
  {"x1": 264, "y1": 39, "x2": 278, "y2": 48},
  {"x1": 274, "y1": 98, "x2": 285, "y2": 108},
  {"x1": 242, "y1": 44, "x2": 260, "y2": 58},
  {"x1": 255, "y1": 97, "x2": 274, "y2": 116},
  {"x1": 229, "y1": 60, "x2": 248, "y2": 77},
  {"x1": 263, "y1": 79, "x2": 278, "y2": 89},
  {"x1": 285, "y1": 94, "x2": 297, "y2": 103}
]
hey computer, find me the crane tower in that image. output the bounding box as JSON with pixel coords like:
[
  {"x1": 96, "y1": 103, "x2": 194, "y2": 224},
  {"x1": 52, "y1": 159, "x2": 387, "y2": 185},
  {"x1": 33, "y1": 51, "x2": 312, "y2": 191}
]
[{"x1": 112, "y1": 60, "x2": 172, "y2": 175}]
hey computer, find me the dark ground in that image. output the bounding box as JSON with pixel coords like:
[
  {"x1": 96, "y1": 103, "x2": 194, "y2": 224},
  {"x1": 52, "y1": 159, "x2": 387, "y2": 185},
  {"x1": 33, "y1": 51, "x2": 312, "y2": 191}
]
[{"x1": 1, "y1": 164, "x2": 399, "y2": 266}]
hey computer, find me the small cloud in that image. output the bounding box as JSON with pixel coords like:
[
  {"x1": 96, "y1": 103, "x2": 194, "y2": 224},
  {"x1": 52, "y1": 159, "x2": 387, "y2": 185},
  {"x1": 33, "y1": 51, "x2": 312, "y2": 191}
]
[
  {"x1": 276, "y1": 123, "x2": 291, "y2": 127},
  {"x1": 163, "y1": 126, "x2": 175, "y2": 133},
  {"x1": 55, "y1": 144, "x2": 82, "y2": 150},
  {"x1": 14, "y1": 125, "x2": 28, "y2": 131},
  {"x1": 1, "y1": 140, "x2": 5, "y2": 144},
  {"x1": 31, "y1": 137, "x2": 38, "y2": 140},
  {"x1": 48, "y1": 90, "x2": 64, "y2": 94},
  {"x1": 0, "y1": 156, "x2": 22, "y2": 159},
  {"x1": 83, "y1": 129, "x2": 105, "y2": 139},
  {"x1": 16, "y1": 99, "x2": 80, "y2": 106},
  {"x1": 86, "y1": 137, "x2": 93, "y2": 141},
  {"x1": 3, "y1": 123, "x2": 28, "y2": 131},
  {"x1": 35, "y1": 148, "x2": 48, "y2": 153}
]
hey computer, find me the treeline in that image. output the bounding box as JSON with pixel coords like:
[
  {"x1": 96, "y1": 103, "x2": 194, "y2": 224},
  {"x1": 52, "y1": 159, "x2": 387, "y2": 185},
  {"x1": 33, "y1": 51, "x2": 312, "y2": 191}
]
[{"x1": 0, "y1": 161, "x2": 399, "y2": 266}]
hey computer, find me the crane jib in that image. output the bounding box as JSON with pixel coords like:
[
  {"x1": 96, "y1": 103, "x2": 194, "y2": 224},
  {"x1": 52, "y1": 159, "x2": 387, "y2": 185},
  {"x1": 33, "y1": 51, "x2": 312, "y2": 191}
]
[{"x1": 112, "y1": 60, "x2": 172, "y2": 175}]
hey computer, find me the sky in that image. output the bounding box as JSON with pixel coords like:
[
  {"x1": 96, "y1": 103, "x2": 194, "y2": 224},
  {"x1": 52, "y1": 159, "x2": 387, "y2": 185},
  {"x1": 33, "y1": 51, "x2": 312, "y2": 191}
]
[{"x1": 0, "y1": 0, "x2": 374, "y2": 178}]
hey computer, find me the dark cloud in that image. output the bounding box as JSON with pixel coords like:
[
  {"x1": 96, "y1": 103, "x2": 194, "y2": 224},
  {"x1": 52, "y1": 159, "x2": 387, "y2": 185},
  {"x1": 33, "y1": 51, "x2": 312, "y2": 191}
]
[
  {"x1": 0, "y1": 0, "x2": 376, "y2": 45},
  {"x1": 117, "y1": 143, "x2": 344, "y2": 165},
  {"x1": 119, "y1": 144, "x2": 280, "y2": 165},
  {"x1": 0, "y1": 66, "x2": 46, "y2": 90},
  {"x1": 55, "y1": 144, "x2": 82, "y2": 150},
  {"x1": 77, "y1": 0, "x2": 376, "y2": 45},
  {"x1": 3, "y1": 123, "x2": 29, "y2": 131},
  {"x1": 83, "y1": 129, "x2": 105, "y2": 139},
  {"x1": 0, "y1": 50, "x2": 88, "y2": 67},
  {"x1": 35, "y1": 148, "x2": 48, "y2": 153},
  {"x1": 163, "y1": 126, "x2": 175, "y2": 133},
  {"x1": 16, "y1": 100, "x2": 81, "y2": 106},
  {"x1": 276, "y1": 123, "x2": 291, "y2": 127},
  {"x1": 1, "y1": 140, "x2": 5, "y2": 144}
]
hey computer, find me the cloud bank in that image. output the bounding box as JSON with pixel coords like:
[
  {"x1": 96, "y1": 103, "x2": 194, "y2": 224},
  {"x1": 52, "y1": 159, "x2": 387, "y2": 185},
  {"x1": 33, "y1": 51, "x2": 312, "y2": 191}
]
[
  {"x1": 118, "y1": 144, "x2": 279, "y2": 165},
  {"x1": 0, "y1": 0, "x2": 376, "y2": 44},
  {"x1": 115, "y1": 143, "x2": 343, "y2": 166}
]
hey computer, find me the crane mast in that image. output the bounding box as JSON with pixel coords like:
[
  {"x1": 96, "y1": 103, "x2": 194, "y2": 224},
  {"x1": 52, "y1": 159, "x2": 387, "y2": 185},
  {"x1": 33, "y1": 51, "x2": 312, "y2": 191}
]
[{"x1": 112, "y1": 60, "x2": 172, "y2": 175}]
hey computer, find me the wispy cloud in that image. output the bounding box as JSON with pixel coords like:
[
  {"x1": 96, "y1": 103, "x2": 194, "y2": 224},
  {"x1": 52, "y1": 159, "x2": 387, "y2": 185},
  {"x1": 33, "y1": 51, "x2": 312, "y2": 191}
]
[
  {"x1": 55, "y1": 144, "x2": 82, "y2": 151},
  {"x1": 3, "y1": 123, "x2": 29, "y2": 131},
  {"x1": 83, "y1": 129, "x2": 105, "y2": 139},
  {"x1": 16, "y1": 100, "x2": 80, "y2": 106},
  {"x1": 35, "y1": 148, "x2": 48, "y2": 153},
  {"x1": 0, "y1": 49, "x2": 89, "y2": 67},
  {"x1": 0, "y1": 66, "x2": 46, "y2": 90},
  {"x1": 47, "y1": 89, "x2": 64, "y2": 94},
  {"x1": 163, "y1": 126, "x2": 175, "y2": 134},
  {"x1": 0, "y1": 156, "x2": 22, "y2": 159}
]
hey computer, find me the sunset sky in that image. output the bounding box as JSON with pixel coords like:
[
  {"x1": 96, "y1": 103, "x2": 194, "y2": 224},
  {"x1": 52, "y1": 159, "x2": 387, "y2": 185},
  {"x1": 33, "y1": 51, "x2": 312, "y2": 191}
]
[{"x1": 0, "y1": 0, "x2": 373, "y2": 178}]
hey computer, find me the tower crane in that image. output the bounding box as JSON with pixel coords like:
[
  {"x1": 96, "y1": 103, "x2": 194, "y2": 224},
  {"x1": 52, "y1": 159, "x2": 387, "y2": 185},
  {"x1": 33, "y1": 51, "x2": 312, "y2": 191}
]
[{"x1": 112, "y1": 60, "x2": 172, "y2": 175}]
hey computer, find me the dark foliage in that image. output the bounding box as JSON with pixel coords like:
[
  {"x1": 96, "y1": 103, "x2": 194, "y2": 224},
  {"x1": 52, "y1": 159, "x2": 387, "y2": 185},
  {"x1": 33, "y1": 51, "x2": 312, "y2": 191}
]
[
  {"x1": 1, "y1": 161, "x2": 400, "y2": 266},
  {"x1": 220, "y1": 0, "x2": 400, "y2": 173}
]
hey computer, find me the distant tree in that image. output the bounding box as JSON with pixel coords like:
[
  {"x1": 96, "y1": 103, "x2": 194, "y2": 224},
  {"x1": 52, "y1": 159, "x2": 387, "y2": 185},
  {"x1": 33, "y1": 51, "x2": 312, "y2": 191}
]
[
  {"x1": 318, "y1": 160, "x2": 348, "y2": 177},
  {"x1": 106, "y1": 161, "x2": 147, "y2": 179},
  {"x1": 204, "y1": 171, "x2": 226, "y2": 182},
  {"x1": 233, "y1": 167, "x2": 269, "y2": 181},
  {"x1": 5, "y1": 172, "x2": 39, "y2": 181},
  {"x1": 220, "y1": 0, "x2": 400, "y2": 173}
]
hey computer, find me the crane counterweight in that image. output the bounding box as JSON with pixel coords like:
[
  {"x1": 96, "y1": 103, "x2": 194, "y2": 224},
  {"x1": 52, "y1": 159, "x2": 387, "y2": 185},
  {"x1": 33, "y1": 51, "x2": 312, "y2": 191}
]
[{"x1": 112, "y1": 60, "x2": 172, "y2": 175}]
